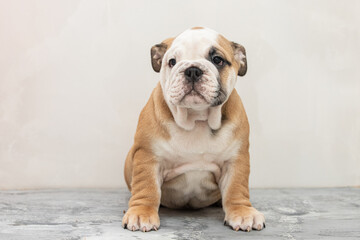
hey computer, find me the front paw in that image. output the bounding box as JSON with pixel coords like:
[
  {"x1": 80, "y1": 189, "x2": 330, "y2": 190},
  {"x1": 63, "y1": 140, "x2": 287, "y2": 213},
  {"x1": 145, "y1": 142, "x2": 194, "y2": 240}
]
[
  {"x1": 224, "y1": 206, "x2": 265, "y2": 232},
  {"x1": 122, "y1": 206, "x2": 160, "y2": 232}
]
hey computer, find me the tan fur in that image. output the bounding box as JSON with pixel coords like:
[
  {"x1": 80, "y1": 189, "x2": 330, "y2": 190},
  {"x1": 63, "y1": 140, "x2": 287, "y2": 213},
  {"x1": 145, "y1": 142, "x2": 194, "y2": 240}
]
[
  {"x1": 122, "y1": 28, "x2": 264, "y2": 232},
  {"x1": 124, "y1": 84, "x2": 171, "y2": 190}
]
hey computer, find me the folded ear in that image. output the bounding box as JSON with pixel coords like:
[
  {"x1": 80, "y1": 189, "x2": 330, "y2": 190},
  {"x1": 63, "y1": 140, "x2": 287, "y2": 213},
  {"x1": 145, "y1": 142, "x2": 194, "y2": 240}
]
[
  {"x1": 151, "y1": 38, "x2": 174, "y2": 72},
  {"x1": 231, "y1": 42, "x2": 247, "y2": 76}
]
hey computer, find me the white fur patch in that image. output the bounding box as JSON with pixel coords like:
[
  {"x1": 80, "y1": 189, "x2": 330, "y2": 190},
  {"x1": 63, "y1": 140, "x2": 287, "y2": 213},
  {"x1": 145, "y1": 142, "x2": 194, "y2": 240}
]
[{"x1": 153, "y1": 120, "x2": 241, "y2": 208}]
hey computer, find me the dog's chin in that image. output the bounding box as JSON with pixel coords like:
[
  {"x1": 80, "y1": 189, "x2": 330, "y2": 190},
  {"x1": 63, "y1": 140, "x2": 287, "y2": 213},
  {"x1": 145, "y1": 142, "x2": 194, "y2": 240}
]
[{"x1": 172, "y1": 91, "x2": 211, "y2": 110}]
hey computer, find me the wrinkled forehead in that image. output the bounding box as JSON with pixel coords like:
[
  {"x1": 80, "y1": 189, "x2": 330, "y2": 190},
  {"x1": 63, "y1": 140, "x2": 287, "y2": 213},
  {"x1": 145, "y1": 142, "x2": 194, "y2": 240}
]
[{"x1": 168, "y1": 28, "x2": 219, "y2": 59}]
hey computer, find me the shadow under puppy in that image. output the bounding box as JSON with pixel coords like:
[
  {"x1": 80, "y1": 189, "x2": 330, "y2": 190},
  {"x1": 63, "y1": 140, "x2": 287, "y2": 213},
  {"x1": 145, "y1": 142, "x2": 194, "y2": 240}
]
[{"x1": 122, "y1": 27, "x2": 265, "y2": 232}]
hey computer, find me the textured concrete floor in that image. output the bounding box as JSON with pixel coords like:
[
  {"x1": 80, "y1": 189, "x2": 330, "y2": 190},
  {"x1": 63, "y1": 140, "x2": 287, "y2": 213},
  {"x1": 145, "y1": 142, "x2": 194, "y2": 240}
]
[{"x1": 0, "y1": 188, "x2": 359, "y2": 240}]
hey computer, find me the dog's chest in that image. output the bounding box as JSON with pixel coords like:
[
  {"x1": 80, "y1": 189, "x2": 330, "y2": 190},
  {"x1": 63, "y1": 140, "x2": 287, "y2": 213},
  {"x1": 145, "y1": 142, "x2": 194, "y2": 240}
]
[{"x1": 153, "y1": 121, "x2": 240, "y2": 181}]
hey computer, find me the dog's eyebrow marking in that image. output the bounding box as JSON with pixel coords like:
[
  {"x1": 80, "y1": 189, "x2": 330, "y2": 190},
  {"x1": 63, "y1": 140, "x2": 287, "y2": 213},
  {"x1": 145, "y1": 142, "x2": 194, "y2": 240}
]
[
  {"x1": 191, "y1": 26, "x2": 204, "y2": 30},
  {"x1": 209, "y1": 47, "x2": 231, "y2": 66}
]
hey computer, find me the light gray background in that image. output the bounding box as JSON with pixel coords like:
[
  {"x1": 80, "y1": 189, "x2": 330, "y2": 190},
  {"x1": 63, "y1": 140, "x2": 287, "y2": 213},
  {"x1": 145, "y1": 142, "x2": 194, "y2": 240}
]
[{"x1": 0, "y1": 0, "x2": 359, "y2": 189}]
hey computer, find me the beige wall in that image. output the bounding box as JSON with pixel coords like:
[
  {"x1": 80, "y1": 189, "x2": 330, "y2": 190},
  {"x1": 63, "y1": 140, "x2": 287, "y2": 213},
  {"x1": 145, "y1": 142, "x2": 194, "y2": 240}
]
[{"x1": 0, "y1": 0, "x2": 359, "y2": 189}]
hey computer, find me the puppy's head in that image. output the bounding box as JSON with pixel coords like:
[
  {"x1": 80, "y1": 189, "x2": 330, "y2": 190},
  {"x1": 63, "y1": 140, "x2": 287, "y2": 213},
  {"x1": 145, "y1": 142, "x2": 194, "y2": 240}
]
[{"x1": 151, "y1": 27, "x2": 247, "y2": 111}]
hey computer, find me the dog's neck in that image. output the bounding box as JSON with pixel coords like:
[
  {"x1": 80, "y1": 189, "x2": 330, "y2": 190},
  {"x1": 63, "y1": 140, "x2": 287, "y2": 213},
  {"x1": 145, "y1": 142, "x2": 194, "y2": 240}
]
[{"x1": 168, "y1": 105, "x2": 222, "y2": 131}]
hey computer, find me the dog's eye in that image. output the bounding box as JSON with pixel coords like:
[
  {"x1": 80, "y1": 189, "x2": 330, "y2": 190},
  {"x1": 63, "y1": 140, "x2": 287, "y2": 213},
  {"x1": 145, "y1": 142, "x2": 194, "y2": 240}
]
[
  {"x1": 169, "y1": 58, "x2": 176, "y2": 67},
  {"x1": 212, "y1": 56, "x2": 224, "y2": 66}
]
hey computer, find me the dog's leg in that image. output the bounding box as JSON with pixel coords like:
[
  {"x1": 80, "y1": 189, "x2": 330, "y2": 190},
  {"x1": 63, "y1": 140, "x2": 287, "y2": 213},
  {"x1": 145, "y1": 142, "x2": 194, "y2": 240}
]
[
  {"x1": 220, "y1": 151, "x2": 265, "y2": 232},
  {"x1": 122, "y1": 149, "x2": 161, "y2": 232}
]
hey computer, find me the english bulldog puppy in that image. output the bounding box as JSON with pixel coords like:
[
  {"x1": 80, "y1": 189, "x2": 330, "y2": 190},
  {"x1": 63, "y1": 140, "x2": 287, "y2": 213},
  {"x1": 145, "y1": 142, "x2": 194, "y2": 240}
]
[{"x1": 122, "y1": 27, "x2": 265, "y2": 232}]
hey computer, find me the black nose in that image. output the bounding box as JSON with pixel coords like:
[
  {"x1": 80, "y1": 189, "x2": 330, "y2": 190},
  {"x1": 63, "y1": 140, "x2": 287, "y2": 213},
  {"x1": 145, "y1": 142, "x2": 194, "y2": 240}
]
[{"x1": 184, "y1": 67, "x2": 203, "y2": 82}]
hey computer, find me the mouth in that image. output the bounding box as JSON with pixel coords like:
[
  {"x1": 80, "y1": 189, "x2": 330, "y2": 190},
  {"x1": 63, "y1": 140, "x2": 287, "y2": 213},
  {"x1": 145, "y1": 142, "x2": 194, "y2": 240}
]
[{"x1": 180, "y1": 88, "x2": 208, "y2": 105}]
